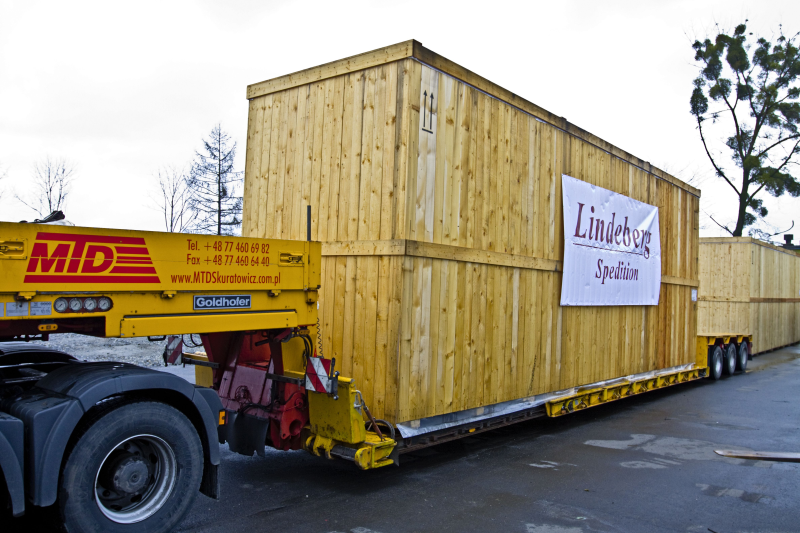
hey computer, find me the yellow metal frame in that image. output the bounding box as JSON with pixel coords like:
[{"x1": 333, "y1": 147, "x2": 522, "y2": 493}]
[
  {"x1": 304, "y1": 377, "x2": 396, "y2": 469},
  {"x1": 0, "y1": 222, "x2": 321, "y2": 336},
  {"x1": 546, "y1": 368, "x2": 702, "y2": 417}
]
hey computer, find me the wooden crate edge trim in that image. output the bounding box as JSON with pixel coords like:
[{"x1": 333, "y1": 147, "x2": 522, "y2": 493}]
[
  {"x1": 698, "y1": 296, "x2": 749, "y2": 303},
  {"x1": 700, "y1": 237, "x2": 800, "y2": 257},
  {"x1": 247, "y1": 40, "x2": 416, "y2": 99},
  {"x1": 749, "y1": 297, "x2": 800, "y2": 303},
  {"x1": 322, "y1": 240, "x2": 700, "y2": 284},
  {"x1": 660, "y1": 275, "x2": 699, "y2": 287},
  {"x1": 321, "y1": 239, "x2": 561, "y2": 272}
]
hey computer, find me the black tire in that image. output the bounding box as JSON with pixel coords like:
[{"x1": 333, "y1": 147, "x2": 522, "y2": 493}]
[
  {"x1": 58, "y1": 401, "x2": 203, "y2": 533},
  {"x1": 708, "y1": 345, "x2": 723, "y2": 380},
  {"x1": 736, "y1": 342, "x2": 749, "y2": 372},
  {"x1": 723, "y1": 343, "x2": 737, "y2": 376}
]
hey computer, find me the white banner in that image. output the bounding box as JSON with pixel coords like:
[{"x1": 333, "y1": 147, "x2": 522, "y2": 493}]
[{"x1": 560, "y1": 174, "x2": 661, "y2": 306}]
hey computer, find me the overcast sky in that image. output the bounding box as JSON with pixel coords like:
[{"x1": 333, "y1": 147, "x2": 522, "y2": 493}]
[{"x1": 1, "y1": 0, "x2": 798, "y2": 241}]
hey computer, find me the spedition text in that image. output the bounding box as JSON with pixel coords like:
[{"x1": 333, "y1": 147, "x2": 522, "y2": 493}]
[{"x1": 596, "y1": 259, "x2": 638, "y2": 284}]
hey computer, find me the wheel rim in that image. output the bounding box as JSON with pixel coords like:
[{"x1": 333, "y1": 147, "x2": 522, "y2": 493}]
[
  {"x1": 714, "y1": 351, "x2": 722, "y2": 376},
  {"x1": 727, "y1": 345, "x2": 736, "y2": 373},
  {"x1": 94, "y1": 434, "x2": 177, "y2": 524}
]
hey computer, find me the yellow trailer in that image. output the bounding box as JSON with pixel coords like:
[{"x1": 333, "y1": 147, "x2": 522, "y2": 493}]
[{"x1": 0, "y1": 219, "x2": 392, "y2": 533}]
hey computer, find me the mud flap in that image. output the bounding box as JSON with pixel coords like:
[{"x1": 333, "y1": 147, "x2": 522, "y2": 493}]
[{"x1": 225, "y1": 411, "x2": 270, "y2": 457}]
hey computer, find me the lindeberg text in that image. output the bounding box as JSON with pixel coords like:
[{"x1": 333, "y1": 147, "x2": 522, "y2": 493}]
[{"x1": 560, "y1": 174, "x2": 661, "y2": 306}]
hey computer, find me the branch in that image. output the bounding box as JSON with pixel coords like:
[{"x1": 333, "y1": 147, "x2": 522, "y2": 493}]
[
  {"x1": 766, "y1": 220, "x2": 794, "y2": 237},
  {"x1": 755, "y1": 133, "x2": 800, "y2": 159},
  {"x1": 697, "y1": 116, "x2": 740, "y2": 194},
  {"x1": 703, "y1": 209, "x2": 735, "y2": 235},
  {"x1": 747, "y1": 138, "x2": 800, "y2": 200},
  {"x1": 717, "y1": 80, "x2": 748, "y2": 164}
]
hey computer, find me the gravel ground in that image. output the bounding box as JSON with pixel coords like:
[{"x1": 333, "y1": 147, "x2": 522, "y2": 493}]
[{"x1": 31, "y1": 333, "x2": 170, "y2": 367}]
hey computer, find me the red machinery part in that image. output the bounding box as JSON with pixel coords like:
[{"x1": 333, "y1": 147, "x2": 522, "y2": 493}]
[{"x1": 200, "y1": 329, "x2": 310, "y2": 452}]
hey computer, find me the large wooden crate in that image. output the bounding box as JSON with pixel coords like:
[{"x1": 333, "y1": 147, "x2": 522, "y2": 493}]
[
  {"x1": 698, "y1": 237, "x2": 800, "y2": 353},
  {"x1": 241, "y1": 40, "x2": 700, "y2": 425}
]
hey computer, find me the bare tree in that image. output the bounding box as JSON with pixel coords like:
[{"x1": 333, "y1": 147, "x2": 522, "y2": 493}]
[
  {"x1": 187, "y1": 124, "x2": 242, "y2": 235},
  {"x1": 152, "y1": 166, "x2": 195, "y2": 232},
  {"x1": 16, "y1": 156, "x2": 76, "y2": 217}
]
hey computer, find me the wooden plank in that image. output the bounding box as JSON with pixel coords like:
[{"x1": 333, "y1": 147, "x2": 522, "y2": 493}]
[
  {"x1": 309, "y1": 83, "x2": 325, "y2": 240},
  {"x1": 429, "y1": 255, "x2": 443, "y2": 414},
  {"x1": 384, "y1": 256, "x2": 402, "y2": 422},
  {"x1": 336, "y1": 73, "x2": 356, "y2": 242},
  {"x1": 358, "y1": 68, "x2": 377, "y2": 241},
  {"x1": 455, "y1": 260, "x2": 471, "y2": 410},
  {"x1": 368, "y1": 65, "x2": 387, "y2": 241},
  {"x1": 242, "y1": 98, "x2": 261, "y2": 236},
  {"x1": 362, "y1": 255, "x2": 379, "y2": 412},
  {"x1": 473, "y1": 264, "x2": 487, "y2": 408},
  {"x1": 432, "y1": 72, "x2": 448, "y2": 245},
  {"x1": 276, "y1": 88, "x2": 298, "y2": 239},
  {"x1": 290, "y1": 87, "x2": 309, "y2": 240},
  {"x1": 380, "y1": 63, "x2": 399, "y2": 241},
  {"x1": 262, "y1": 92, "x2": 282, "y2": 238},
  {"x1": 444, "y1": 260, "x2": 458, "y2": 410},
  {"x1": 255, "y1": 94, "x2": 275, "y2": 239},
  {"x1": 300, "y1": 87, "x2": 316, "y2": 238},
  {"x1": 484, "y1": 264, "x2": 496, "y2": 404},
  {"x1": 373, "y1": 254, "x2": 391, "y2": 418},
  {"x1": 393, "y1": 60, "x2": 413, "y2": 240}
]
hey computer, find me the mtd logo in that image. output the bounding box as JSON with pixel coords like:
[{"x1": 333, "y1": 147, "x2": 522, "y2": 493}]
[{"x1": 24, "y1": 232, "x2": 161, "y2": 284}]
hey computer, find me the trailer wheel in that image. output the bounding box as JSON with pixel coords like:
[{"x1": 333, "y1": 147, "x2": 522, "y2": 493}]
[
  {"x1": 58, "y1": 401, "x2": 203, "y2": 533},
  {"x1": 723, "y1": 343, "x2": 737, "y2": 376},
  {"x1": 708, "y1": 345, "x2": 723, "y2": 380},
  {"x1": 736, "y1": 342, "x2": 749, "y2": 372}
]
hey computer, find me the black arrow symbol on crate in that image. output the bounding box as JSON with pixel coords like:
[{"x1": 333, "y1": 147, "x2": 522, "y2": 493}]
[
  {"x1": 429, "y1": 92, "x2": 434, "y2": 119},
  {"x1": 423, "y1": 90, "x2": 428, "y2": 128}
]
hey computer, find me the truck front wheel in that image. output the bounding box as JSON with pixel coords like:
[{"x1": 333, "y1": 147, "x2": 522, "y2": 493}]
[{"x1": 58, "y1": 401, "x2": 203, "y2": 533}]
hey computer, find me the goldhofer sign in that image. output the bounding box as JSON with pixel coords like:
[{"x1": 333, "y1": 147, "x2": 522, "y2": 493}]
[{"x1": 560, "y1": 174, "x2": 661, "y2": 306}]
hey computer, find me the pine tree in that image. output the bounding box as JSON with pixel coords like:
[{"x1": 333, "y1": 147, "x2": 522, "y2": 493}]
[{"x1": 188, "y1": 125, "x2": 243, "y2": 235}]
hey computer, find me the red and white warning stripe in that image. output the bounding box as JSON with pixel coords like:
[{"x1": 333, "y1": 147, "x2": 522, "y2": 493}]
[
  {"x1": 305, "y1": 356, "x2": 332, "y2": 393},
  {"x1": 163, "y1": 335, "x2": 183, "y2": 365}
]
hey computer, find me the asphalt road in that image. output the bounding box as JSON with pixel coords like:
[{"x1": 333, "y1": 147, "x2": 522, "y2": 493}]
[{"x1": 7, "y1": 344, "x2": 800, "y2": 532}]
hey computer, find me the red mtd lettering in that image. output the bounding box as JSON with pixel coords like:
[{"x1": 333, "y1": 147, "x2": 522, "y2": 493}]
[
  {"x1": 26, "y1": 243, "x2": 71, "y2": 273},
  {"x1": 23, "y1": 232, "x2": 160, "y2": 284},
  {"x1": 81, "y1": 245, "x2": 114, "y2": 273}
]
